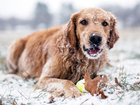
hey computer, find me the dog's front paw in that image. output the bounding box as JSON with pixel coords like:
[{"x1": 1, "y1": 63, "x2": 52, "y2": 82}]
[
  {"x1": 37, "y1": 78, "x2": 84, "y2": 98},
  {"x1": 64, "y1": 86, "x2": 84, "y2": 98},
  {"x1": 63, "y1": 80, "x2": 84, "y2": 98}
]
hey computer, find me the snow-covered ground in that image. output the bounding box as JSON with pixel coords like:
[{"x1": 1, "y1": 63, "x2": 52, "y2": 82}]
[{"x1": 0, "y1": 29, "x2": 140, "y2": 105}]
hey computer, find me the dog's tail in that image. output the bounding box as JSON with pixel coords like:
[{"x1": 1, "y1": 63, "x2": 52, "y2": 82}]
[{"x1": 6, "y1": 38, "x2": 26, "y2": 73}]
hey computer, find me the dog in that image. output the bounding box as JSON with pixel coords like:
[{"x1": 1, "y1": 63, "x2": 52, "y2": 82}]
[{"x1": 6, "y1": 8, "x2": 119, "y2": 98}]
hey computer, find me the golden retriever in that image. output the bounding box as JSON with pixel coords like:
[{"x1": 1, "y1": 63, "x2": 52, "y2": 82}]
[{"x1": 6, "y1": 8, "x2": 119, "y2": 98}]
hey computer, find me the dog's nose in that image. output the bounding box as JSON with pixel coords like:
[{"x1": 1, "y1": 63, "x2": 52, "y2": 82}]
[{"x1": 89, "y1": 33, "x2": 102, "y2": 45}]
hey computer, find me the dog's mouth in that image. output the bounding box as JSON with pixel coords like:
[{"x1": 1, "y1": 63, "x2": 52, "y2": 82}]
[{"x1": 83, "y1": 45, "x2": 103, "y2": 58}]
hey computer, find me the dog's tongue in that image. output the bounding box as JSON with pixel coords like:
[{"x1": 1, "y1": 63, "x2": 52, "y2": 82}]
[{"x1": 89, "y1": 48, "x2": 100, "y2": 54}]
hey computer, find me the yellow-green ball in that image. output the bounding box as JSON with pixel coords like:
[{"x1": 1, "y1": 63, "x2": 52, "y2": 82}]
[{"x1": 76, "y1": 79, "x2": 88, "y2": 93}]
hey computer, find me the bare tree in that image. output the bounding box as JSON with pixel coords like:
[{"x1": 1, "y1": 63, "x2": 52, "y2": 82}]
[
  {"x1": 59, "y1": 3, "x2": 76, "y2": 24},
  {"x1": 32, "y1": 2, "x2": 53, "y2": 28}
]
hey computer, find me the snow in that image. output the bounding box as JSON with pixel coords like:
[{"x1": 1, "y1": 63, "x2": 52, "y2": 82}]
[{"x1": 1, "y1": 29, "x2": 140, "y2": 104}]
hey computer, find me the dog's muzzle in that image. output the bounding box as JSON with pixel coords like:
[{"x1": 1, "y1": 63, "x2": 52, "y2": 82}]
[{"x1": 83, "y1": 33, "x2": 103, "y2": 58}]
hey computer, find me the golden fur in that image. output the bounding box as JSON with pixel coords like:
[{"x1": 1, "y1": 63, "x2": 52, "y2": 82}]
[{"x1": 6, "y1": 8, "x2": 119, "y2": 98}]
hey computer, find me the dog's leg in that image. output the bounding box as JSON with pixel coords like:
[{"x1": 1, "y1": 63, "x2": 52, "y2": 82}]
[
  {"x1": 37, "y1": 77, "x2": 83, "y2": 98},
  {"x1": 6, "y1": 38, "x2": 25, "y2": 73},
  {"x1": 37, "y1": 58, "x2": 83, "y2": 98}
]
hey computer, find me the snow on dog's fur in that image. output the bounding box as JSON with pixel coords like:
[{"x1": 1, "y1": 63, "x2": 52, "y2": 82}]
[{"x1": 6, "y1": 8, "x2": 119, "y2": 98}]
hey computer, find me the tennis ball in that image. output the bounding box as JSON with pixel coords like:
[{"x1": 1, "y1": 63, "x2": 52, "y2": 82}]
[{"x1": 76, "y1": 79, "x2": 88, "y2": 93}]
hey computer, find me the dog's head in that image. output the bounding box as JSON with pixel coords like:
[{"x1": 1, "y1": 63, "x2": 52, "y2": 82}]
[{"x1": 65, "y1": 8, "x2": 119, "y2": 59}]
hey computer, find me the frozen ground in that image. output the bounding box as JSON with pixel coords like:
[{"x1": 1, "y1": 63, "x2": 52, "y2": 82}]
[{"x1": 0, "y1": 29, "x2": 140, "y2": 105}]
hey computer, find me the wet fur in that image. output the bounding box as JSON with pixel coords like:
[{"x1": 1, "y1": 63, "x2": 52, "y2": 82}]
[{"x1": 6, "y1": 8, "x2": 119, "y2": 98}]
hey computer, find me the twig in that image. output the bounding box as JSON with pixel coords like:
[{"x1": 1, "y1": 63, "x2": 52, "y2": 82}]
[
  {"x1": 0, "y1": 100, "x2": 2, "y2": 105},
  {"x1": 18, "y1": 90, "x2": 28, "y2": 100},
  {"x1": 80, "y1": 99, "x2": 89, "y2": 105},
  {"x1": 134, "y1": 81, "x2": 140, "y2": 85},
  {"x1": 98, "y1": 83, "x2": 106, "y2": 92},
  {"x1": 3, "y1": 89, "x2": 7, "y2": 96},
  {"x1": 115, "y1": 77, "x2": 125, "y2": 89}
]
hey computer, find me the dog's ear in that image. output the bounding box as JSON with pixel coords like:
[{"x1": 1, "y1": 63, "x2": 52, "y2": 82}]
[
  {"x1": 107, "y1": 12, "x2": 119, "y2": 49},
  {"x1": 64, "y1": 12, "x2": 79, "y2": 47}
]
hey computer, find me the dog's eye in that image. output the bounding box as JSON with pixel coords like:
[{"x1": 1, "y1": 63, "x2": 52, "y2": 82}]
[
  {"x1": 102, "y1": 21, "x2": 108, "y2": 27},
  {"x1": 80, "y1": 20, "x2": 88, "y2": 25}
]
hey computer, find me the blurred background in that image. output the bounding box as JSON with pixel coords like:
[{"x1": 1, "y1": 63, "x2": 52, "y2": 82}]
[
  {"x1": 0, "y1": 0, "x2": 140, "y2": 31},
  {"x1": 0, "y1": 0, "x2": 140, "y2": 70}
]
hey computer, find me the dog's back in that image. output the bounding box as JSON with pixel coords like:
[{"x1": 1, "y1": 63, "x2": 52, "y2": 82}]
[{"x1": 6, "y1": 26, "x2": 62, "y2": 78}]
